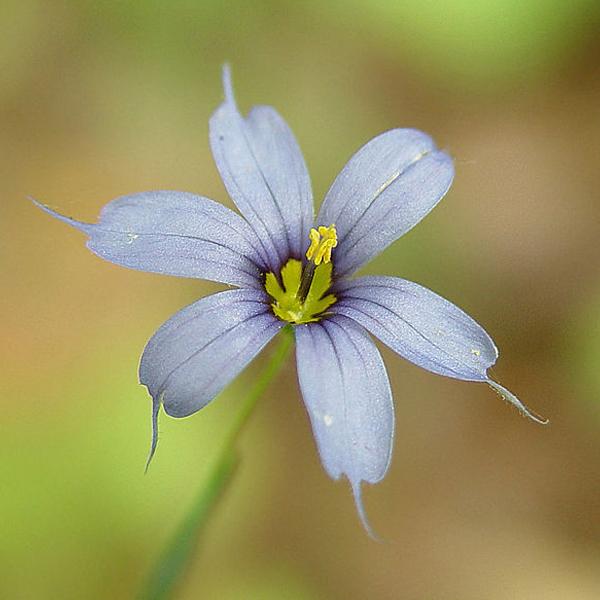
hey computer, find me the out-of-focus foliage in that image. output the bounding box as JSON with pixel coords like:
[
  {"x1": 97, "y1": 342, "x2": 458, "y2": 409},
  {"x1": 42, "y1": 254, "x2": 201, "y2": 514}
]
[
  {"x1": 569, "y1": 285, "x2": 600, "y2": 409},
  {"x1": 317, "y1": 0, "x2": 597, "y2": 87}
]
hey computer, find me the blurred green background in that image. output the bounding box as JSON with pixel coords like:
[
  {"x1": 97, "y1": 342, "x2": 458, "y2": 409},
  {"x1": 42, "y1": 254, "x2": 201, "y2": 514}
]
[{"x1": 2, "y1": 1, "x2": 600, "y2": 598}]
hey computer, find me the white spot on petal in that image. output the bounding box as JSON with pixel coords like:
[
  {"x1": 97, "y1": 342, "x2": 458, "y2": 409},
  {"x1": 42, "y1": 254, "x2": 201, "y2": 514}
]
[
  {"x1": 323, "y1": 414, "x2": 333, "y2": 427},
  {"x1": 126, "y1": 233, "x2": 139, "y2": 244}
]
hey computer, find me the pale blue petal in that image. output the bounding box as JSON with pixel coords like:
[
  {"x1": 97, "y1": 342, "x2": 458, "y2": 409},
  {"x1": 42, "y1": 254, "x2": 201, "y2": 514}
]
[
  {"x1": 33, "y1": 191, "x2": 264, "y2": 288},
  {"x1": 317, "y1": 129, "x2": 454, "y2": 277},
  {"x1": 334, "y1": 276, "x2": 547, "y2": 423},
  {"x1": 209, "y1": 65, "x2": 314, "y2": 270},
  {"x1": 295, "y1": 316, "x2": 394, "y2": 534},
  {"x1": 334, "y1": 276, "x2": 496, "y2": 380},
  {"x1": 139, "y1": 288, "x2": 282, "y2": 420}
]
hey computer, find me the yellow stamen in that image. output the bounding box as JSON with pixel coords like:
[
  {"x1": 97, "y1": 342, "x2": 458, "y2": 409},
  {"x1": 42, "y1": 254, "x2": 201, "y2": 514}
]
[{"x1": 305, "y1": 224, "x2": 338, "y2": 266}]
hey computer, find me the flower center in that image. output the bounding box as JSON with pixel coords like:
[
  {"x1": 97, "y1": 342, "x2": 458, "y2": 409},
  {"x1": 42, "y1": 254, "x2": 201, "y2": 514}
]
[{"x1": 264, "y1": 224, "x2": 337, "y2": 324}]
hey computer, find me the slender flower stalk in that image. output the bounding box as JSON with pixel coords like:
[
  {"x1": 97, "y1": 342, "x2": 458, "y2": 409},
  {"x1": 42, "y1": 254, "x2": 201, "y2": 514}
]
[
  {"x1": 138, "y1": 328, "x2": 293, "y2": 600},
  {"x1": 35, "y1": 65, "x2": 547, "y2": 536}
]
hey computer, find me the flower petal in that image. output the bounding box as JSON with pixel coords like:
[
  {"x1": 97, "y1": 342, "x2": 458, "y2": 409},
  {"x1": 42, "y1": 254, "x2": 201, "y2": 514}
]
[
  {"x1": 334, "y1": 276, "x2": 547, "y2": 423},
  {"x1": 317, "y1": 129, "x2": 454, "y2": 277},
  {"x1": 209, "y1": 66, "x2": 314, "y2": 271},
  {"x1": 140, "y1": 288, "x2": 283, "y2": 461},
  {"x1": 33, "y1": 191, "x2": 264, "y2": 288},
  {"x1": 140, "y1": 288, "x2": 282, "y2": 418},
  {"x1": 295, "y1": 316, "x2": 394, "y2": 535}
]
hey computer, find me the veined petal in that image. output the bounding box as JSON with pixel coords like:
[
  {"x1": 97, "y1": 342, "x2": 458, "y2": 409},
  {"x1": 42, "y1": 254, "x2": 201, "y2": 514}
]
[
  {"x1": 140, "y1": 288, "x2": 283, "y2": 461},
  {"x1": 335, "y1": 276, "x2": 497, "y2": 380},
  {"x1": 295, "y1": 316, "x2": 394, "y2": 535},
  {"x1": 317, "y1": 129, "x2": 454, "y2": 277},
  {"x1": 209, "y1": 66, "x2": 314, "y2": 271},
  {"x1": 33, "y1": 192, "x2": 265, "y2": 288},
  {"x1": 334, "y1": 276, "x2": 547, "y2": 423},
  {"x1": 140, "y1": 288, "x2": 282, "y2": 416}
]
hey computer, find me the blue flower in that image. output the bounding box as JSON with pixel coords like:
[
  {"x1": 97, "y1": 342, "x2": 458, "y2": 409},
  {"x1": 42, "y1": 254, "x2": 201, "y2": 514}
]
[{"x1": 36, "y1": 67, "x2": 546, "y2": 532}]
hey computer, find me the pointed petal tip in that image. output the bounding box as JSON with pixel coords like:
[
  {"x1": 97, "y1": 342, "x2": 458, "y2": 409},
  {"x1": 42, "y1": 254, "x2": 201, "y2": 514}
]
[
  {"x1": 28, "y1": 195, "x2": 45, "y2": 209},
  {"x1": 29, "y1": 196, "x2": 91, "y2": 234},
  {"x1": 351, "y1": 480, "x2": 382, "y2": 542},
  {"x1": 29, "y1": 196, "x2": 62, "y2": 219},
  {"x1": 221, "y1": 63, "x2": 235, "y2": 107},
  {"x1": 145, "y1": 399, "x2": 161, "y2": 473},
  {"x1": 487, "y1": 379, "x2": 549, "y2": 425}
]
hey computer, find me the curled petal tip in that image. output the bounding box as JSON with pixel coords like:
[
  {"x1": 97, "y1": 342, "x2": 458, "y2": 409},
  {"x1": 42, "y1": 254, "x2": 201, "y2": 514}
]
[
  {"x1": 487, "y1": 380, "x2": 549, "y2": 425},
  {"x1": 145, "y1": 398, "x2": 161, "y2": 473},
  {"x1": 351, "y1": 480, "x2": 381, "y2": 541}
]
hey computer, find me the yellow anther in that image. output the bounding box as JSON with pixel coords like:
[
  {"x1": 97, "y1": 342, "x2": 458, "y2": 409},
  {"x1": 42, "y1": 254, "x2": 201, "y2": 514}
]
[{"x1": 305, "y1": 224, "x2": 338, "y2": 266}]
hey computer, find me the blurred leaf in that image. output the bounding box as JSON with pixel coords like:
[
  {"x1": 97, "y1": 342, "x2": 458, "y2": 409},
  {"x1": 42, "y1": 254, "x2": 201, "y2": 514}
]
[
  {"x1": 138, "y1": 451, "x2": 238, "y2": 600},
  {"x1": 315, "y1": 0, "x2": 598, "y2": 88},
  {"x1": 568, "y1": 286, "x2": 600, "y2": 411}
]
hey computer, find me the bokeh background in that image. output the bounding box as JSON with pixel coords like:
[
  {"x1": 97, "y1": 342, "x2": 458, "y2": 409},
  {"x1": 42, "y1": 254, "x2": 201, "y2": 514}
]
[{"x1": 2, "y1": 1, "x2": 600, "y2": 598}]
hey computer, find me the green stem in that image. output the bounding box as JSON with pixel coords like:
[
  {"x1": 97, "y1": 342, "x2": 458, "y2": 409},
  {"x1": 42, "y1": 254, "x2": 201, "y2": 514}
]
[
  {"x1": 138, "y1": 326, "x2": 294, "y2": 600},
  {"x1": 224, "y1": 325, "x2": 294, "y2": 447}
]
